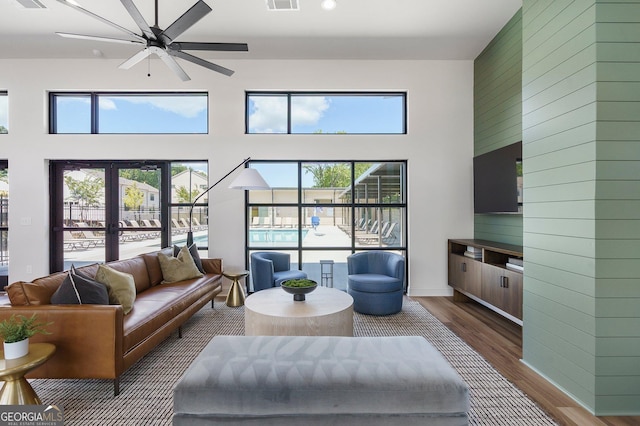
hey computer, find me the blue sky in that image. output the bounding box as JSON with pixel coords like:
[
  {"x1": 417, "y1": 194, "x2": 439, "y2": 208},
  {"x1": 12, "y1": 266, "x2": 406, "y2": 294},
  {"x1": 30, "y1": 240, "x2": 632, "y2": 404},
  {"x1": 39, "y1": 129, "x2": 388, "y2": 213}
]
[{"x1": 55, "y1": 94, "x2": 207, "y2": 133}]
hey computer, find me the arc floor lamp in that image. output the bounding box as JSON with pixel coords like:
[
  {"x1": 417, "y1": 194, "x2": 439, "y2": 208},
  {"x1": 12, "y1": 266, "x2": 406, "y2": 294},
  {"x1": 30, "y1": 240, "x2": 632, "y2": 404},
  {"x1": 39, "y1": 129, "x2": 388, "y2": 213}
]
[{"x1": 186, "y1": 157, "x2": 269, "y2": 246}]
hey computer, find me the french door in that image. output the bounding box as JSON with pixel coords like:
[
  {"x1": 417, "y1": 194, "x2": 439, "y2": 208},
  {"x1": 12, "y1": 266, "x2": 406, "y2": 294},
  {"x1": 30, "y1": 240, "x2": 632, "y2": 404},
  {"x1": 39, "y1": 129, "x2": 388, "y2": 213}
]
[{"x1": 50, "y1": 161, "x2": 170, "y2": 272}]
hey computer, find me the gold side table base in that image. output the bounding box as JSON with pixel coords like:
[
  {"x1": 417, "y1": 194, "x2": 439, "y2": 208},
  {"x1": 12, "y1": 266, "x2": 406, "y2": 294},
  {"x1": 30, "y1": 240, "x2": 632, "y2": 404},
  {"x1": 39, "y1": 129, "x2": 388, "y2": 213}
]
[
  {"x1": 0, "y1": 378, "x2": 42, "y2": 405},
  {"x1": 223, "y1": 270, "x2": 249, "y2": 307},
  {"x1": 0, "y1": 343, "x2": 56, "y2": 405}
]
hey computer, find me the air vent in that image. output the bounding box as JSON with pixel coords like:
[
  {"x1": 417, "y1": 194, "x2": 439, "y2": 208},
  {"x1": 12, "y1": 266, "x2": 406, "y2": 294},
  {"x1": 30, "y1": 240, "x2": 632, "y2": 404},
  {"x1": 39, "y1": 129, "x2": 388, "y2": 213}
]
[
  {"x1": 266, "y1": 0, "x2": 299, "y2": 11},
  {"x1": 11, "y1": 0, "x2": 46, "y2": 9}
]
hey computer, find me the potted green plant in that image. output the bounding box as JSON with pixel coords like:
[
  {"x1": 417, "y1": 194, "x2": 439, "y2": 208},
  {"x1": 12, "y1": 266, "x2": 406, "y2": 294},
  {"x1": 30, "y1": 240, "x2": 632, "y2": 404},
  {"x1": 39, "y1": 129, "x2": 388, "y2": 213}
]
[{"x1": 0, "y1": 314, "x2": 52, "y2": 359}]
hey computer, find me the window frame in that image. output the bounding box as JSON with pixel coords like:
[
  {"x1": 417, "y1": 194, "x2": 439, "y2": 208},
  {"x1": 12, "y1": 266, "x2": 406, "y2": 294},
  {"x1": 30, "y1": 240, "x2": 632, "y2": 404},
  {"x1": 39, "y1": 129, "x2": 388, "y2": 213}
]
[
  {"x1": 49, "y1": 91, "x2": 209, "y2": 134},
  {"x1": 0, "y1": 91, "x2": 8, "y2": 134},
  {"x1": 244, "y1": 159, "x2": 408, "y2": 292},
  {"x1": 245, "y1": 91, "x2": 407, "y2": 135}
]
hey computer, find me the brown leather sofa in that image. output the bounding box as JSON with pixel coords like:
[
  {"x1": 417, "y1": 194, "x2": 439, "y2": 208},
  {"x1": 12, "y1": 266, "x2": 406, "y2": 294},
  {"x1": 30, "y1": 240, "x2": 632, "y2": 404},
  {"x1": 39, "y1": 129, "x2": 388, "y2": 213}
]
[{"x1": 0, "y1": 249, "x2": 223, "y2": 396}]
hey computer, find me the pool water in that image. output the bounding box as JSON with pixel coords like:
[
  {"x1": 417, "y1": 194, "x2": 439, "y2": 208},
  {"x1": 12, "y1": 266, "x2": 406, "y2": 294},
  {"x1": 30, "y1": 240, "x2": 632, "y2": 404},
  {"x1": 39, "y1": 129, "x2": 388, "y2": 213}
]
[{"x1": 250, "y1": 229, "x2": 308, "y2": 243}]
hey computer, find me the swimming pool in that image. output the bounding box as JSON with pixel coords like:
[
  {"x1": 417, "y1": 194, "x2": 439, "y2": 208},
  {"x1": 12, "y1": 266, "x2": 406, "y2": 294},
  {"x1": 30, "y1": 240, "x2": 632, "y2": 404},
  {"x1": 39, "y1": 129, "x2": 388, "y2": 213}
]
[
  {"x1": 249, "y1": 228, "x2": 308, "y2": 243},
  {"x1": 175, "y1": 229, "x2": 308, "y2": 246}
]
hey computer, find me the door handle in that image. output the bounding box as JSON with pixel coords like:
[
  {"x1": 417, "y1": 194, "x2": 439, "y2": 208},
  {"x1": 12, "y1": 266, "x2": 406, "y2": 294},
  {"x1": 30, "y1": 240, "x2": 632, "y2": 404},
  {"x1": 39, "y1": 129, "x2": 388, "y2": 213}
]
[
  {"x1": 461, "y1": 263, "x2": 467, "y2": 273},
  {"x1": 500, "y1": 276, "x2": 509, "y2": 288}
]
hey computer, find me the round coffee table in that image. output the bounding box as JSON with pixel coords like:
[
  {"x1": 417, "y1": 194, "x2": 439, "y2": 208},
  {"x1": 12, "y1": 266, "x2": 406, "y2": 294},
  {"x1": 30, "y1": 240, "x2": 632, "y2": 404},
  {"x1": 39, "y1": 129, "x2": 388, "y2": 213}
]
[
  {"x1": 0, "y1": 343, "x2": 56, "y2": 405},
  {"x1": 245, "y1": 287, "x2": 354, "y2": 336}
]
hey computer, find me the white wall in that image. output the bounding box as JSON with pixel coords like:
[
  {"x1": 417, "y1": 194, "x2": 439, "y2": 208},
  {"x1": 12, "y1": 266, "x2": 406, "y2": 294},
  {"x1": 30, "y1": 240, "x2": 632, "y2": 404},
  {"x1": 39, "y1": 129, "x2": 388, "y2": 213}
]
[{"x1": 0, "y1": 58, "x2": 474, "y2": 296}]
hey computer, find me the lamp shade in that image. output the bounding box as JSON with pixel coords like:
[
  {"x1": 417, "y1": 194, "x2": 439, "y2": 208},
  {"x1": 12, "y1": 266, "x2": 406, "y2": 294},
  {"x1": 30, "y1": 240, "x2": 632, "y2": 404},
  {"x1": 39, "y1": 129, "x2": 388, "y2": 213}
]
[{"x1": 228, "y1": 167, "x2": 270, "y2": 190}]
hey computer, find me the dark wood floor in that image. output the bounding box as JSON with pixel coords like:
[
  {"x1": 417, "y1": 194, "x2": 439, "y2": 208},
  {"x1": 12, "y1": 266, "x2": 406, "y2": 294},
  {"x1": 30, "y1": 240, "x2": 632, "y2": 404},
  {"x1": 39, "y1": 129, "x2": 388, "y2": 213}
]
[{"x1": 414, "y1": 296, "x2": 640, "y2": 426}]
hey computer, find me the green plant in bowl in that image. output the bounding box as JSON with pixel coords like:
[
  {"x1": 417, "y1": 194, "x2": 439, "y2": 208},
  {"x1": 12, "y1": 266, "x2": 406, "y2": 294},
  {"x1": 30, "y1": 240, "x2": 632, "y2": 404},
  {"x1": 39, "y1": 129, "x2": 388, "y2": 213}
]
[
  {"x1": 281, "y1": 279, "x2": 318, "y2": 301},
  {"x1": 282, "y1": 279, "x2": 317, "y2": 288}
]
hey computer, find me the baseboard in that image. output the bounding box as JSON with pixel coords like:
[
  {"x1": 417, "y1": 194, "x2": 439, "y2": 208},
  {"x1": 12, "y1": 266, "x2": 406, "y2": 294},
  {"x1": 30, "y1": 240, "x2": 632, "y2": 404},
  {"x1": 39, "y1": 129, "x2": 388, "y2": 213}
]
[{"x1": 407, "y1": 287, "x2": 454, "y2": 297}]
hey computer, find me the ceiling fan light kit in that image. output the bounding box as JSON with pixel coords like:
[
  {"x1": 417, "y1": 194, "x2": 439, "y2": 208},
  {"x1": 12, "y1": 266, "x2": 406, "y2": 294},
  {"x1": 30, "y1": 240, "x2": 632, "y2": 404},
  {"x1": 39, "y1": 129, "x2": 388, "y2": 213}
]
[{"x1": 55, "y1": 0, "x2": 248, "y2": 81}]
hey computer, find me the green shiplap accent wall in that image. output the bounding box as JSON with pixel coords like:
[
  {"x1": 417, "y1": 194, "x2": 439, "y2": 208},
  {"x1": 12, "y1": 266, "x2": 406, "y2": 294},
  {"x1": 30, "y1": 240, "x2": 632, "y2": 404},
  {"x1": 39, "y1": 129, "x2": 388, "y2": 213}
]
[
  {"x1": 473, "y1": 10, "x2": 523, "y2": 245},
  {"x1": 522, "y1": 0, "x2": 640, "y2": 415}
]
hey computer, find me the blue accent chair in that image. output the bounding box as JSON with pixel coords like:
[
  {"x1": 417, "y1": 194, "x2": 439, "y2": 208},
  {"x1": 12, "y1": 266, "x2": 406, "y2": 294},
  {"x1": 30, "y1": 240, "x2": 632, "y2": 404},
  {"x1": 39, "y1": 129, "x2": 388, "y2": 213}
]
[
  {"x1": 347, "y1": 251, "x2": 405, "y2": 315},
  {"x1": 250, "y1": 252, "x2": 308, "y2": 292}
]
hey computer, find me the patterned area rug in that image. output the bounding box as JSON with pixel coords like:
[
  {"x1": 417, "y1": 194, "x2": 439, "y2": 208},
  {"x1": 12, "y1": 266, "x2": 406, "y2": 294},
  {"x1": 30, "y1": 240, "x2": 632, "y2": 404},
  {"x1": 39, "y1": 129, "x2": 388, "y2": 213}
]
[{"x1": 31, "y1": 298, "x2": 557, "y2": 425}]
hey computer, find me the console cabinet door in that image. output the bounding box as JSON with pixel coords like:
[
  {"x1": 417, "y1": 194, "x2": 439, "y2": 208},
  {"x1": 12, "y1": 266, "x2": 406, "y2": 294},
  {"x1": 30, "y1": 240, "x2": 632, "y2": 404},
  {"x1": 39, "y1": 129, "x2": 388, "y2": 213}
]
[
  {"x1": 481, "y1": 264, "x2": 523, "y2": 319},
  {"x1": 448, "y1": 254, "x2": 482, "y2": 297}
]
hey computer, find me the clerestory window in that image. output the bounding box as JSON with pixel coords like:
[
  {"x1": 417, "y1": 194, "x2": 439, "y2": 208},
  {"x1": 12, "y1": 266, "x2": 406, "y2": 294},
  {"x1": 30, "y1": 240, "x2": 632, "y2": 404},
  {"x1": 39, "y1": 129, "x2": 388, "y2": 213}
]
[
  {"x1": 246, "y1": 92, "x2": 406, "y2": 134},
  {"x1": 49, "y1": 92, "x2": 208, "y2": 134}
]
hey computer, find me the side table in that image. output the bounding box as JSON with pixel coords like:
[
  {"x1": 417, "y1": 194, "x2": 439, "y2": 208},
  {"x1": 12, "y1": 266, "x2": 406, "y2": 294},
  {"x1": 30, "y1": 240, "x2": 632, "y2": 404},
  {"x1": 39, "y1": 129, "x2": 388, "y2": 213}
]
[
  {"x1": 223, "y1": 270, "x2": 249, "y2": 307},
  {"x1": 0, "y1": 343, "x2": 56, "y2": 405}
]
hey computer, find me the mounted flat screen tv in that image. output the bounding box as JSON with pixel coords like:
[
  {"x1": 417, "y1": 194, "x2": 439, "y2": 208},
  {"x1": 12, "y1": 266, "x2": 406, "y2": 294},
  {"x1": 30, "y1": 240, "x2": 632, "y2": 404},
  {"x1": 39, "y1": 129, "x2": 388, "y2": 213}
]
[{"x1": 473, "y1": 141, "x2": 522, "y2": 214}]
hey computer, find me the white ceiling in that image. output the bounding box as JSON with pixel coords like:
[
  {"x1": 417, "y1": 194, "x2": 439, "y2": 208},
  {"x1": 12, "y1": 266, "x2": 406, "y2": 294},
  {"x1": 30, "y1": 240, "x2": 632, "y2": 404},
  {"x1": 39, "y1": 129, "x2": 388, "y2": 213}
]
[{"x1": 0, "y1": 0, "x2": 522, "y2": 61}]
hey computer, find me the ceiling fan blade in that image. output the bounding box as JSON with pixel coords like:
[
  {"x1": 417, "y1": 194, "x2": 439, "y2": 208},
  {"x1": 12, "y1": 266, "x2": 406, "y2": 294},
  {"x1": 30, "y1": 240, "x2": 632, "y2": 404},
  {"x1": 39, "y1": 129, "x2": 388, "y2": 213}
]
[
  {"x1": 55, "y1": 0, "x2": 145, "y2": 43},
  {"x1": 158, "y1": 0, "x2": 211, "y2": 45},
  {"x1": 118, "y1": 48, "x2": 151, "y2": 70},
  {"x1": 120, "y1": 0, "x2": 156, "y2": 40},
  {"x1": 169, "y1": 50, "x2": 234, "y2": 77},
  {"x1": 56, "y1": 32, "x2": 144, "y2": 45},
  {"x1": 152, "y1": 47, "x2": 191, "y2": 81},
  {"x1": 170, "y1": 42, "x2": 248, "y2": 52}
]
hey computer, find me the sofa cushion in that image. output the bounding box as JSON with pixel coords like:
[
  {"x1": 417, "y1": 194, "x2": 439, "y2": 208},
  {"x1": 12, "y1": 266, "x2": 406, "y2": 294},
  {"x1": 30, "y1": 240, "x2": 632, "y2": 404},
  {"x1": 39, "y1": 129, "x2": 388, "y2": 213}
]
[
  {"x1": 174, "y1": 243, "x2": 205, "y2": 274},
  {"x1": 95, "y1": 265, "x2": 136, "y2": 315},
  {"x1": 7, "y1": 281, "x2": 58, "y2": 306},
  {"x1": 50, "y1": 269, "x2": 109, "y2": 305},
  {"x1": 122, "y1": 276, "x2": 217, "y2": 352},
  {"x1": 141, "y1": 247, "x2": 174, "y2": 286},
  {"x1": 103, "y1": 256, "x2": 152, "y2": 294},
  {"x1": 158, "y1": 246, "x2": 203, "y2": 284}
]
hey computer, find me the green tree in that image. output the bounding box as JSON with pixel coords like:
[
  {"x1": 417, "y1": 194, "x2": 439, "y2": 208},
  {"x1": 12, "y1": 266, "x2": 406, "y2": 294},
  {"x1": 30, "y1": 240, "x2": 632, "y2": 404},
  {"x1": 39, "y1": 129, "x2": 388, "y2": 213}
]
[
  {"x1": 65, "y1": 175, "x2": 104, "y2": 221},
  {"x1": 171, "y1": 165, "x2": 188, "y2": 176},
  {"x1": 119, "y1": 169, "x2": 160, "y2": 189},
  {"x1": 303, "y1": 163, "x2": 372, "y2": 188},
  {"x1": 123, "y1": 183, "x2": 144, "y2": 220},
  {"x1": 175, "y1": 185, "x2": 200, "y2": 203},
  {"x1": 0, "y1": 126, "x2": 7, "y2": 134}
]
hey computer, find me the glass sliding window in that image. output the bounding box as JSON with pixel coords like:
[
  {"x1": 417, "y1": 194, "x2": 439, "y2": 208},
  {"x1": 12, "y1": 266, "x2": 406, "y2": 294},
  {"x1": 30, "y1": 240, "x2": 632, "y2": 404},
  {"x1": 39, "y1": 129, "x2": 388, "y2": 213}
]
[
  {"x1": 50, "y1": 92, "x2": 208, "y2": 134},
  {"x1": 245, "y1": 160, "x2": 407, "y2": 293},
  {"x1": 246, "y1": 92, "x2": 406, "y2": 134},
  {"x1": 0, "y1": 92, "x2": 8, "y2": 134}
]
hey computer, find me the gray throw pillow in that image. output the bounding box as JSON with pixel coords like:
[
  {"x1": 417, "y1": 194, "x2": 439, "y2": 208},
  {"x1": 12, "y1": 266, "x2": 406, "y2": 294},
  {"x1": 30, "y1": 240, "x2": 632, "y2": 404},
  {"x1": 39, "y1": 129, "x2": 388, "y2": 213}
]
[
  {"x1": 51, "y1": 268, "x2": 109, "y2": 305},
  {"x1": 160, "y1": 245, "x2": 204, "y2": 284},
  {"x1": 173, "y1": 243, "x2": 205, "y2": 274}
]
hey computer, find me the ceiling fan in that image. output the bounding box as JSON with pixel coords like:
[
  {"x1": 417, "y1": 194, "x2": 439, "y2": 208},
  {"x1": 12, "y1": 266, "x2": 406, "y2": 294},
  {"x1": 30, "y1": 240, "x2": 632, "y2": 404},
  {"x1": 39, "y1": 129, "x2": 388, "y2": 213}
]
[{"x1": 55, "y1": 0, "x2": 248, "y2": 81}]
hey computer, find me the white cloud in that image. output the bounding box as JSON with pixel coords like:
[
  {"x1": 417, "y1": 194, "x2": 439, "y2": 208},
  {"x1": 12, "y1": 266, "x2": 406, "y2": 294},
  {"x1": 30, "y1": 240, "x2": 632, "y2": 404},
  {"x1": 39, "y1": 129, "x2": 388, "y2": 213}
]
[
  {"x1": 249, "y1": 96, "x2": 330, "y2": 133},
  {"x1": 99, "y1": 98, "x2": 117, "y2": 110},
  {"x1": 248, "y1": 96, "x2": 288, "y2": 133},
  {"x1": 291, "y1": 96, "x2": 330, "y2": 126},
  {"x1": 101, "y1": 95, "x2": 207, "y2": 118}
]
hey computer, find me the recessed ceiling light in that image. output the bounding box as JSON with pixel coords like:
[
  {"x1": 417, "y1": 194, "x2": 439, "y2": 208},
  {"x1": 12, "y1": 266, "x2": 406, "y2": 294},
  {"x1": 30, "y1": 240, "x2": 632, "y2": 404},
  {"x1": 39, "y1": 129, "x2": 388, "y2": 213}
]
[
  {"x1": 321, "y1": 0, "x2": 336, "y2": 11},
  {"x1": 266, "y1": 0, "x2": 299, "y2": 11}
]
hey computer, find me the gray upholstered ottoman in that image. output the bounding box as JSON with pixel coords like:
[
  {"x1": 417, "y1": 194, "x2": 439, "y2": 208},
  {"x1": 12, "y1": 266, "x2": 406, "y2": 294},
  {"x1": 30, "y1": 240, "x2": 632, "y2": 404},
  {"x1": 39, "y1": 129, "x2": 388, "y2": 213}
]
[{"x1": 173, "y1": 335, "x2": 469, "y2": 425}]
